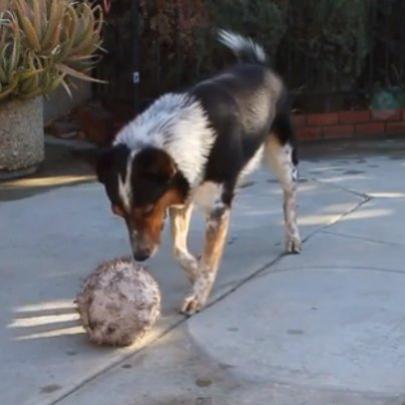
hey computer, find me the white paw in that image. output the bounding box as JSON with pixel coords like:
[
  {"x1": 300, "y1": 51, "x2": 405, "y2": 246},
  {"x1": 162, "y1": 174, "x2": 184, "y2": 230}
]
[
  {"x1": 180, "y1": 293, "x2": 206, "y2": 315},
  {"x1": 286, "y1": 236, "x2": 302, "y2": 254}
]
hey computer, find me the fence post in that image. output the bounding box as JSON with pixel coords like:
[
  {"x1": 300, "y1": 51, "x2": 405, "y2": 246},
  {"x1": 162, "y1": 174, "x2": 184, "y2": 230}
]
[{"x1": 131, "y1": 0, "x2": 140, "y2": 113}]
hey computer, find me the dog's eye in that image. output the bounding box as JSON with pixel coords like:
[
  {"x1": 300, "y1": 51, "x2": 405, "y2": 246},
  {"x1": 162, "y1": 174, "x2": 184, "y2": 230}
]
[
  {"x1": 111, "y1": 205, "x2": 125, "y2": 217},
  {"x1": 144, "y1": 204, "x2": 154, "y2": 214}
]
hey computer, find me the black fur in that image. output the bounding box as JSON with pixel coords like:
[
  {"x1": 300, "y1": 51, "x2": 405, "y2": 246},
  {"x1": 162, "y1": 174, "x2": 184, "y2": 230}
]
[
  {"x1": 97, "y1": 144, "x2": 130, "y2": 207},
  {"x1": 97, "y1": 146, "x2": 190, "y2": 210},
  {"x1": 131, "y1": 148, "x2": 189, "y2": 206},
  {"x1": 96, "y1": 32, "x2": 297, "y2": 224},
  {"x1": 190, "y1": 63, "x2": 296, "y2": 206}
]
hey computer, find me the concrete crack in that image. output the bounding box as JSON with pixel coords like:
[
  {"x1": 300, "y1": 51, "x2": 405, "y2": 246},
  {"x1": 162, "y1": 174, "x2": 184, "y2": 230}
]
[
  {"x1": 321, "y1": 229, "x2": 405, "y2": 248},
  {"x1": 306, "y1": 176, "x2": 371, "y2": 200},
  {"x1": 50, "y1": 318, "x2": 185, "y2": 405}
]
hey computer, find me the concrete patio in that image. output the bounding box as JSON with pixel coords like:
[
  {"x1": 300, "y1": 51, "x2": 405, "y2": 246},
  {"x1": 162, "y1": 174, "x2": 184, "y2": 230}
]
[{"x1": 1, "y1": 136, "x2": 405, "y2": 405}]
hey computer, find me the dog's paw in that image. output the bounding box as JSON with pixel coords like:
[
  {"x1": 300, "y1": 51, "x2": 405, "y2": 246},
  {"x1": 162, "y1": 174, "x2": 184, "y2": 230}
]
[
  {"x1": 180, "y1": 294, "x2": 205, "y2": 316},
  {"x1": 286, "y1": 237, "x2": 302, "y2": 254}
]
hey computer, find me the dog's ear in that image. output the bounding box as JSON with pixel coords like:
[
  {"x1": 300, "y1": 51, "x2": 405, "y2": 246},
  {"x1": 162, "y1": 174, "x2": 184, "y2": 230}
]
[
  {"x1": 96, "y1": 148, "x2": 113, "y2": 184},
  {"x1": 135, "y1": 148, "x2": 177, "y2": 184},
  {"x1": 96, "y1": 145, "x2": 130, "y2": 184}
]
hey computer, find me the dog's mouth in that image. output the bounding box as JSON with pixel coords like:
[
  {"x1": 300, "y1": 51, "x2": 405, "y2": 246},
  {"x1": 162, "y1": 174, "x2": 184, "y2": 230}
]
[
  {"x1": 132, "y1": 243, "x2": 158, "y2": 262},
  {"x1": 133, "y1": 250, "x2": 150, "y2": 262}
]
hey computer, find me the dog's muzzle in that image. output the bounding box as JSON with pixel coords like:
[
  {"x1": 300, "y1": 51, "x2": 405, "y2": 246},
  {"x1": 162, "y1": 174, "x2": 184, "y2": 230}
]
[{"x1": 128, "y1": 229, "x2": 157, "y2": 262}]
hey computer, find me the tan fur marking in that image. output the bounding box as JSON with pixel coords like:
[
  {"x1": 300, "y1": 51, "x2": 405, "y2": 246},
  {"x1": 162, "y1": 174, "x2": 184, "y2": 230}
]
[
  {"x1": 181, "y1": 209, "x2": 230, "y2": 314},
  {"x1": 170, "y1": 204, "x2": 198, "y2": 283},
  {"x1": 129, "y1": 188, "x2": 186, "y2": 252}
]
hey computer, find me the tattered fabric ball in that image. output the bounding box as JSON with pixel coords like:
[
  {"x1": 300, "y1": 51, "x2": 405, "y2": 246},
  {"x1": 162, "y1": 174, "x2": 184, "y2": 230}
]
[{"x1": 76, "y1": 257, "x2": 161, "y2": 347}]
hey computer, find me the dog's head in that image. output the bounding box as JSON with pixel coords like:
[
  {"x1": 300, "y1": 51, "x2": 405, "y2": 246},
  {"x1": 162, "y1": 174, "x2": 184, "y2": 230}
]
[{"x1": 97, "y1": 144, "x2": 189, "y2": 261}]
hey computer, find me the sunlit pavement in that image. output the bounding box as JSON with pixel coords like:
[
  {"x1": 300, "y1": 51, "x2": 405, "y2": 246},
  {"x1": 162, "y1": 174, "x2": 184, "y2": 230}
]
[{"x1": 1, "y1": 137, "x2": 405, "y2": 405}]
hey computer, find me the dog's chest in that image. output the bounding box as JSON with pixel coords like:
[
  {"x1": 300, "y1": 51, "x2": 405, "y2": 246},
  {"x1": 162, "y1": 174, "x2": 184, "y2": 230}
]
[
  {"x1": 190, "y1": 146, "x2": 264, "y2": 211},
  {"x1": 191, "y1": 182, "x2": 223, "y2": 211}
]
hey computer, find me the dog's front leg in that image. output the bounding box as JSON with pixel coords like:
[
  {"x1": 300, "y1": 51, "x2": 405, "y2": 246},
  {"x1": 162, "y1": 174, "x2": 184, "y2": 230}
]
[
  {"x1": 181, "y1": 206, "x2": 230, "y2": 315},
  {"x1": 170, "y1": 204, "x2": 198, "y2": 284}
]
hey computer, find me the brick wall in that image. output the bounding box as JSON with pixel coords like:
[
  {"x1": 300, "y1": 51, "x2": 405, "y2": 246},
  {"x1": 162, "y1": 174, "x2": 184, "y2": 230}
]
[{"x1": 293, "y1": 109, "x2": 405, "y2": 141}]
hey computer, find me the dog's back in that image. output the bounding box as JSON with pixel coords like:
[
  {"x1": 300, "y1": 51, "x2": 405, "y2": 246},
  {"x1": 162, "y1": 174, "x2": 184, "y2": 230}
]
[{"x1": 187, "y1": 31, "x2": 291, "y2": 201}]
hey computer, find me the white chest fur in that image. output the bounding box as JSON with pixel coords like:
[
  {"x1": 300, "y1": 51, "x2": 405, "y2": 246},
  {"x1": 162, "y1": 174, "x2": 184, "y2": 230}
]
[
  {"x1": 190, "y1": 146, "x2": 264, "y2": 211},
  {"x1": 191, "y1": 182, "x2": 224, "y2": 212}
]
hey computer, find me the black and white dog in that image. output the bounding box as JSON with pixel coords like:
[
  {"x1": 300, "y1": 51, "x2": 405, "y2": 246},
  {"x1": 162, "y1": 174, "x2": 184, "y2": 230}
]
[{"x1": 97, "y1": 30, "x2": 302, "y2": 315}]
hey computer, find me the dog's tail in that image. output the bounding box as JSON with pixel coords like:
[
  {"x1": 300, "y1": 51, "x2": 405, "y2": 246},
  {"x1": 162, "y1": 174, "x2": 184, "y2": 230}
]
[{"x1": 217, "y1": 29, "x2": 267, "y2": 65}]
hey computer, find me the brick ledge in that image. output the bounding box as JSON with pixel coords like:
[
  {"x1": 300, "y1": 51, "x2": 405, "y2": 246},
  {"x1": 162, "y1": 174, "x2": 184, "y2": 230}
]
[{"x1": 294, "y1": 108, "x2": 405, "y2": 141}]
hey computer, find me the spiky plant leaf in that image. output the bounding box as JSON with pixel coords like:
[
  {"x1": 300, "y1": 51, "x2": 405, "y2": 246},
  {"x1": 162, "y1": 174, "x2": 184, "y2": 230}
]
[{"x1": 0, "y1": 0, "x2": 105, "y2": 102}]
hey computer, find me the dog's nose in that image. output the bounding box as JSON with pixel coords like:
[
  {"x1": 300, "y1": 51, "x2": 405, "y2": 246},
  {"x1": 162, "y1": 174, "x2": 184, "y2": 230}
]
[{"x1": 133, "y1": 250, "x2": 150, "y2": 262}]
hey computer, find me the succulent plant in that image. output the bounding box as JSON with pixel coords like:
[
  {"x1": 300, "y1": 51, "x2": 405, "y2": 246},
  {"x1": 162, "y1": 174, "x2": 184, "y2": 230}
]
[{"x1": 0, "y1": 0, "x2": 104, "y2": 102}]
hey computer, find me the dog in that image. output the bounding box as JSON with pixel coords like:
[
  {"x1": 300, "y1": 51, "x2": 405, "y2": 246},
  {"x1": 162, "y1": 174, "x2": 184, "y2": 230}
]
[{"x1": 96, "y1": 30, "x2": 302, "y2": 315}]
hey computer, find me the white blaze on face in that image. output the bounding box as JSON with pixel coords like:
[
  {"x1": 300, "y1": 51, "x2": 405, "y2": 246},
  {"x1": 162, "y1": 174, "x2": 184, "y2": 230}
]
[{"x1": 118, "y1": 152, "x2": 134, "y2": 212}]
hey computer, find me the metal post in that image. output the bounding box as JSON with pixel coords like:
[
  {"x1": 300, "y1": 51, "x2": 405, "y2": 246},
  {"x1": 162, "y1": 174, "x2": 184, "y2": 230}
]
[{"x1": 131, "y1": 0, "x2": 140, "y2": 113}]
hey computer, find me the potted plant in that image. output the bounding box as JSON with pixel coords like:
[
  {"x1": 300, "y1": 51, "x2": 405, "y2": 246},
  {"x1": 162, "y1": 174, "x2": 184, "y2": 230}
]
[{"x1": 0, "y1": 0, "x2": 104, "y2": 178}]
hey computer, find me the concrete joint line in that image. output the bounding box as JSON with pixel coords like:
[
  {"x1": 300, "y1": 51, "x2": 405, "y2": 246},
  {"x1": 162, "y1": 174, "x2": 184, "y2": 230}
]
[
  {"x1": 300, "y1": 195, "x2": 371, "y2": 247},
  {"x1": 265, "y1": 264, "x2": 405, "y2": 276},
  {"x1": 308, "y1": 176, "x2": 372, "y2": 200},
  {"x1": 50, "y1": 318, "x2": 185, "y2": 405},
  {"x1": 321, "y1": 229, "x2": 405, "y2": 248}
]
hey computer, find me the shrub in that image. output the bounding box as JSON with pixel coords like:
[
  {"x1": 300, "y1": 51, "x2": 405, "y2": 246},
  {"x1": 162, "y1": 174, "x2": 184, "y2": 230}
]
[{"x1": 0, "y1": 0, "x2": 104, "y2": 102}]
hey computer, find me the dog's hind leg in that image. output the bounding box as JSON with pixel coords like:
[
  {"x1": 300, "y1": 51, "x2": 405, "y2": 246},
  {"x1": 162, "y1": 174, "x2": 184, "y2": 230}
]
[
  {"x1": 170, "y1": 204, "x2": 198, "y2": 283},
  {"x1": 265, "y1": 128, "x2": 302, "y2": 253}
]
